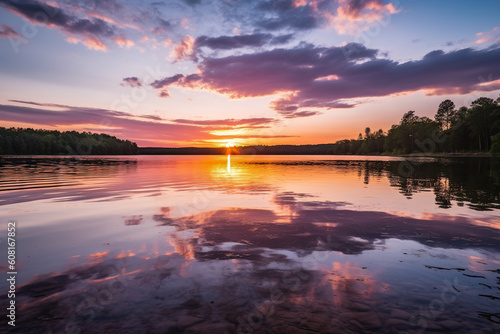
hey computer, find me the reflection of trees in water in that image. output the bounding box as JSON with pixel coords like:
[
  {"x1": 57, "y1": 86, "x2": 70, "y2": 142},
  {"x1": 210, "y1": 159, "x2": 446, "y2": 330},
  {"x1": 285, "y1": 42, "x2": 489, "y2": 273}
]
[
  {"x1": 0, "y1": 157, "x2": 138, "y2": 179},
  {"x1": 354, "y1": 158, "x2": 500, "y2": 211},
  {"x1": 0, "y1": 157, "x2": 139, "y2": 205}
]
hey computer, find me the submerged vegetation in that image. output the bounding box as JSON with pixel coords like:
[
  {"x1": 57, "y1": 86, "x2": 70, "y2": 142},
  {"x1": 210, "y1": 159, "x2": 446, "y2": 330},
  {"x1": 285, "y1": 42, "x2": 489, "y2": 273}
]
[
  {"x1": 330, "y1": 96, "x2": 500, "y2": 155},
  {"x1": 0, "y1": 127, "x2": 138, "y2": 155}
]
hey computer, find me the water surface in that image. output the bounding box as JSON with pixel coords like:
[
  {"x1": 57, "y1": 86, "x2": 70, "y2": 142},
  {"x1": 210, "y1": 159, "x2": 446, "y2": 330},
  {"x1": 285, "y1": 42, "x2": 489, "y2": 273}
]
[{"x1": 1, "y1": 155, "x2": 499, "y2": 333}]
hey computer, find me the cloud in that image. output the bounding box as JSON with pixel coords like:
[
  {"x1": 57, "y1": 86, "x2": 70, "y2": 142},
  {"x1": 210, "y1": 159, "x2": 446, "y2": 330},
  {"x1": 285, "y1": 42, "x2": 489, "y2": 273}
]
[
  {"x1": 151, "y1": 73, "x2": 185, "y2": 89},
  {"x1": 196, "y1": 33, "x2": 275, "y2": 50},
  {"x1": 280, "y1": 110, "x2": 322, "y2": 119},
  {"x1": 255, "y1": 0, "x2": 324, "y2": 31},
  {"x1": 138, "y1": 114, "x2": 164, "y2": 121},
  {"x1": 123, "y1": 215, "x2": 143, "y2": 226},
  {"x1": 150, "y1": 73, "x2": 201, "y2": 96},
  {"x1": 250, "y1": 0, "x2": 399, "y2": 35},
  {"x1": 212, "y1": 134, "x2": 296, "y2": 139},
  {"x1": 170, "y1": 33, "x2": 295, "y2": 62},
  {"x1": 0, "y1": 0, "x2": 119, "y2": 50},
  {"x1": 0, "y1": 100, "x2": 285, "y2": 146},
  {"x1": 120, "y1": 77, "x2": 142, "y2": 87},
  {"x1": 149, "y1": 43, "x2": 500, "y2": 117},
  {"x1": 0, "y1": 24, "x2": 22, "y2": 39},
  {"x1": 171, "y1": 117, "x2": 276, "y2": 127},
  {"x1": 114, "y1": 35, "x2": 134, "y2": 48},
  {"x1": 475, "y1": 26, "x2": 500, "y2": 44},
  {"x1": 152, "y1": 17, "x2": 172, "y2": 36},
  {"x1": 182, "y1": 0, "x2": 202, "y2": 6},
  {"x1": 331, "y1": 0, "x2": 400, "y2": 35},
  {"x1": 159, "y1": 89, "x2": 170, "y2": 98},
  {"x1": 171, "y1": 35, "x2": 197, "y2": 61},
  {"x1": 270, "y1": 33, "x2": 294, "y2": 45}
]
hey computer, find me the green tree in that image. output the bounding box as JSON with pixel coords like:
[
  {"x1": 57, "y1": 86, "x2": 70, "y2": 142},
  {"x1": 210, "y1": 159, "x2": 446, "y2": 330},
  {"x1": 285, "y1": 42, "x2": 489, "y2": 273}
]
[
  {"x1": 401, "y1": 110, "x2": 419, "y2": 125},
  {"x1": 435, "y1": 99, "x2": 456, "y2": 130}
]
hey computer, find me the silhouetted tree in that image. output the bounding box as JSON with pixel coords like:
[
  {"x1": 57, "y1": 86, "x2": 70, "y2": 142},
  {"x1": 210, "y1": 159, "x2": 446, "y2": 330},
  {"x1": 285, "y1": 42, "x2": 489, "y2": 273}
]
[{"x1": 435, "y1": 99, "x2": 456, "y2": 130}]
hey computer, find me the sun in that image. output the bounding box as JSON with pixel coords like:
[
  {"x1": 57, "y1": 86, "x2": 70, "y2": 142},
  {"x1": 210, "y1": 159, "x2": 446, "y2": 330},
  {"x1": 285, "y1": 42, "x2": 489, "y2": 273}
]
[{"x1": 225, "y1": 141, "x2": 234, "y2": 148}]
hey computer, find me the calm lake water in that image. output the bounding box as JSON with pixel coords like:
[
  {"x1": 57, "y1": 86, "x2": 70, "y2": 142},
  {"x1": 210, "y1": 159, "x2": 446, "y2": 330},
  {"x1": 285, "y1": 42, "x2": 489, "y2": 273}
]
[{"x1": 1, "y1": 155, "x2": 499, "y2": 334}]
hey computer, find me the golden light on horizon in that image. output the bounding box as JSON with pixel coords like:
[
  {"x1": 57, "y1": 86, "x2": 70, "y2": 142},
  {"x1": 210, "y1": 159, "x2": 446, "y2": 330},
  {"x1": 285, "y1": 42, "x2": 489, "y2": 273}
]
[{"x1": 225, "y1": 141, "x2": 234, "y2": 148}]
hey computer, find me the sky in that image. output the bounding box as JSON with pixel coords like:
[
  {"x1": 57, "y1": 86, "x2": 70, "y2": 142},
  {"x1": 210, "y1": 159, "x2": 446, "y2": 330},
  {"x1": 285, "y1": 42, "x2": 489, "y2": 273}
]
[{"x1": 1, "y1": 0, "x2": 500, "y2": 147}]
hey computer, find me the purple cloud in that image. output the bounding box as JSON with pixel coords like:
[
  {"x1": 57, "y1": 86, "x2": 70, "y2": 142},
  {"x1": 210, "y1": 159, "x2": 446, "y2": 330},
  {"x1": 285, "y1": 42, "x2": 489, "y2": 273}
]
[
  {"x1": 171, "y1": 117, "x2": 276, "y2": 127},
  {"x1": 255, "y1": 0, "x2": 326, "y2": 31},
  {"x1": 120, "y1": 77, "x2": 142, "y2": 88},
  {"x1": 0, "y1": 0, "x2": 127, "y2": 50},
  {"x1": 170, "y1": 33, "x2": 295, "y2": 62},
  {"x1": 151, "y1": 74, "x2": 185, "y2": 89},
  {"x1": 150, "y1": 43, "x2": 500, "y2": 117},
  {"x1": 159, "y1": 90, "x2": 170, "y2": 98},
  {"x1": 196, "y1": 33, "x2": 291, "y2": 50},
  {"x1": 280, "y1": 110, "x2": 322, "y2": 119}
]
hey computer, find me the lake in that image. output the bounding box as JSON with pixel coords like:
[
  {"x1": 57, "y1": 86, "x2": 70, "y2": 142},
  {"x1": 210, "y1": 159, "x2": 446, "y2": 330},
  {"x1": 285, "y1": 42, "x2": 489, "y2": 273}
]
[{"x1": 1, "y1": 155, "x2": 499, "y2": 334}]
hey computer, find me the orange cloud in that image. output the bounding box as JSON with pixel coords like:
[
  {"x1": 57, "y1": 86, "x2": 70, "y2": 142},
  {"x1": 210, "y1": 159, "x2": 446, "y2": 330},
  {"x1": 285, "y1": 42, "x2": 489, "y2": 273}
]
[
  {"x1": 170, "y1": 35, "x2": 197, "y2": 61},
  {"x1": 332, "y1": 0, "x2": 400, "y2": 35},
  {"x1": 86, "y1": 11, "x2": 141, "y2": 31},
  {"x1": 81, "y1": 35, "x2": 108, "y2": 51},
  {"x1": 114, "y1": 35, "x2": 134, "y2": 48},
  {"x1": 293, "y1": 0, "x2": 308, "y2": 7},
  {"x1": 65, "y1": 34, "x2": 108, "y2": 51},
  {"x1": 315, "y1": 74, "x2": 340, "y2": 81}
]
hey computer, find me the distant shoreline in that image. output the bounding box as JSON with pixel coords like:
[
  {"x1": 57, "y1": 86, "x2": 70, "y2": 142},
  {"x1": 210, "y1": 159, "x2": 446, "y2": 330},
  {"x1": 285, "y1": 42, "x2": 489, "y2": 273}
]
[
  {"x1": 138, "y1": 146, "x2": 498, "y2": 156},
  {"x1": 0, "y1": 153, "x2": 500, "y2": 159},
  {"x1": 397, "y1": 153, "x2": 495, "y2": 158},
  {"x1": 1, "y1": 152, "x2": 497, "y2": 158}
]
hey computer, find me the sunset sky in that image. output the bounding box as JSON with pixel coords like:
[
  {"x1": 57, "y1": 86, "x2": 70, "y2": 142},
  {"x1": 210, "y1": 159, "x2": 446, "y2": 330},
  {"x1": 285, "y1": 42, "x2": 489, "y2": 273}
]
[{"x1": 1, "y1": 0, "x2": 500, "y2": 147}]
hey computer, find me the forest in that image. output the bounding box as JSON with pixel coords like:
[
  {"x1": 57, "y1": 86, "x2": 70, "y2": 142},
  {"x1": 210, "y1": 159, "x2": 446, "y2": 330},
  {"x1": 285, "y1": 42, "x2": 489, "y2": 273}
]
[
  {"x1": 0, "y1": 127, "x2": 139, "y2": 155},
  {"x1": 330, "y1": 96, "x2": 500, "y2": 155}
]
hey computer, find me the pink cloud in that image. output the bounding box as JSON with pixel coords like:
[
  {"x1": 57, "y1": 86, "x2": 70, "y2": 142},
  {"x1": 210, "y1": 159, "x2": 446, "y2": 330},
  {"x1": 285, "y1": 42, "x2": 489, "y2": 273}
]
[
  {"x1": 0, "y1": 24, "x2": 22, "y2": 39},
  {"x1": 331, "y1": 0, "x2": 400, "y2": 35},
  {"x1": 171, "y1": 117, "x2": 277, "y2": 128},
  {"x1": 114, "y1": 35, "x2": 134, "y2": 48},
  {"x1": 475, "y1": 26, "x2": 500, "y2": 44},
  {"x1": 171, "y1": 35, "x2": 197, "y2": 62},
  {"x1": 81, "y1": 35, "x2": 108, "y2": 51}
]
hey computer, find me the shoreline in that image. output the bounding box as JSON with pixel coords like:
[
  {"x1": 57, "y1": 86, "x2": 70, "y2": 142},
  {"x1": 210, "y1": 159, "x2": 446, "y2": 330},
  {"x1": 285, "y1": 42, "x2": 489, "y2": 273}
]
[
  {"x1": 1, "y1": 153, "x2": 498, "y2": 158},
  {"x1": 391, "y1": 152, "x2": 495, "y2": 158}
]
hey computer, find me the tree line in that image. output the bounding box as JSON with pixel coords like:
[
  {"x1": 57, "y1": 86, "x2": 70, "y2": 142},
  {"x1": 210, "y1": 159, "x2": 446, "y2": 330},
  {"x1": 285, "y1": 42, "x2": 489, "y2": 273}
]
[
  {"x1": 330, "y1": 96, "x2": 500, "y2": 155},
  {"x1": 139, "y1": 144, "x2": 335, "y2": 155},
  {"x1": 0, "y1": 127, "x2": 139, "y2": 155}
]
